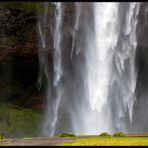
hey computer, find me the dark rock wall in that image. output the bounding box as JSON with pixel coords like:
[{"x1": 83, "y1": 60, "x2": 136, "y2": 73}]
[
  {"x1": 132, "y1": 2, "x2": 148, "y2": 132},
  {"x1": 0, "y1": 4, "x2": 40, "y2": 110}
]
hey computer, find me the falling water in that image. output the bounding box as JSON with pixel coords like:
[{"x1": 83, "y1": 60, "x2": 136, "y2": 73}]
[
  {"x1": 37, "y1": 2, "x2": 140, "y2": 136},
  {"x1": 83, "y1": 3, "x2": 120, "y2": 134},
  {"x1": 53, "y1": 2, "x2": 63, "y2": 86},
  {"x1": 49, "y1": 2, "x2": 63, "y2": 136},
  {"x1": 87, "y1": 3, "x2": 119, "y2": 112},
  {"x1": 71, "y1": 2, "x2": 82, "y2": 58},
  {"x1": 85, "y1": 2, "x2": 140, "y2": 133},
  {"x1": 37, "y1": 2, "x2": 64, "y2": 136},
  {"x1": 113, "y1": 3, "x2": 140, "y2": 123}
]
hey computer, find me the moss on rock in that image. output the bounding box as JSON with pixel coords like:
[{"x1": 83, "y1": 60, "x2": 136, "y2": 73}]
[
  {"x1": 113, "y1": 131, "x2": 126, "y2": 137},
  {"x1": 99, "y1": 132, "x2": 111, "y2": 137},
  {"x1": 0, "y1": 103, "x2": 42, "y2": 138},
  {"x1": 58, "y1": 133, "x2": 76, "y2": 137}
]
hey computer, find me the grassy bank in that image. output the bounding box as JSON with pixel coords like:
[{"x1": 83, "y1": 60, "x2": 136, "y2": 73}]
[
  {"x1": 60, "y1": 136, "x2": 148, "y2": 146},
  {"x1": 0, "y1": 103, "x2": 42, "y2": 138}
]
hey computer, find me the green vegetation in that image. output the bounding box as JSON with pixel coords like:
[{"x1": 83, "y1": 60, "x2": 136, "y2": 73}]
[
  {"x1": 113, "y1": 131, "x2": 126, "y2": 137},
  {"x1": 0, "y1": 133, "x2": 4, "y2": 139},
  {"x1": 0, "y1": 103, "x2": 42, "y2": 138},
  {"x1": 0, "y1": 144, "x2": 9, "y2": 146},
  {"x1": 58, "y1": 133, "x2": 76, "y2": 137},
  {"x1": 99, "y1": 132, "x2": 111, "y2": 137},
  {"x1": 99, "y1": 131, "x2": 125, "y2": 137},
  {"x1": 1, "y1": 2, "x2": 54, "y2": 13},
  {"x1": 60, "y1": 137, "x2": 148, "y2": 146}
]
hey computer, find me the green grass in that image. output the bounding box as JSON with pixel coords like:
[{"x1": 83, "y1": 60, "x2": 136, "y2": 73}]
[
  {"x1": 60, "y1": 136, "x2": 148, "y2": 146},
  {"x1": 0, "y1": 143, "x2": 9, "y2": 146},
  {"x1": 0, "y1": 103, "x2": 42, "y2": 138}
]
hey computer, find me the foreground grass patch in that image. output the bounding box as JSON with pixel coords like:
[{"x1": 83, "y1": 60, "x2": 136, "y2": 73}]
[{"x1": 60, "y1": 137, "x2": 148, "y2": 146}]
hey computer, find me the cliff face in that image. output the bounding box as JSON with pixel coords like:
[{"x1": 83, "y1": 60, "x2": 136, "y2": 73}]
[
  {"x1": 0, "y1": 2, "x2": 147, "y2": 112},
  {"x1": 0, "y1": 2, "x2": 74, "y2": 111},
  {"x1": 136, "y1": 2, "x2": 148, "y2": 90},
  {"x1": 0, "y1": 4, "x2": 40, "y2": 109},
  {"x1": 134, "y1": 3, "x2": 148, "y2": 122}
]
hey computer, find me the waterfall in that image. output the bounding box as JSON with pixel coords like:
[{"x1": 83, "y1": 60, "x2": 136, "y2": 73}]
[
  {"x1": 85, "y1": 2, "x2": 140, "y2": 133},
  {"x1": 37, "y1": 2, "x2": 140, "y2": 136},
  {"x1": 108, "y1": 3, "x2": 140, "y2": 132},
  {"x1": 37, "y1": 2, "x2": 64, "y2": 136},
  {"x1": 71, "y1": 2, "x2": 82, "y2": 58},
  {"x1": 53, "y1": 2, "x2": 63, "y2": 86},
  {"x1": 113, "y1": 3, "x2": 140, "y2": 124},
  {"x1": 87, "y1": 3, "x2": 119, "y2": 112},
  {"x1": 83, "y1": 2, "x2": 120, "y2": 133},
  {"x1": 49, "y1": 2, "x2": 63, "y2": 136}
]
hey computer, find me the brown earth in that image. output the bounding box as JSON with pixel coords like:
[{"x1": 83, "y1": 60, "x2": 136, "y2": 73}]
[{"x1": 0, "y1": 137, "x2": 75, "y2": 146}]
